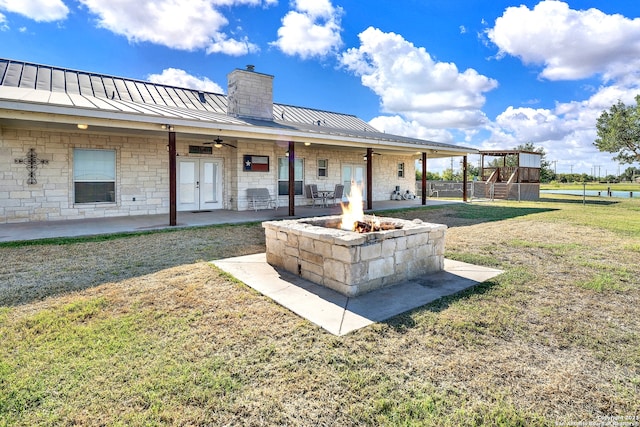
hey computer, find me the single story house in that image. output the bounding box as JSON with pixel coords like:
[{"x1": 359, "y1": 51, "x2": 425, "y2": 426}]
[{"x1": 0, "y1": 58, "x2": 478, "y2": 225}]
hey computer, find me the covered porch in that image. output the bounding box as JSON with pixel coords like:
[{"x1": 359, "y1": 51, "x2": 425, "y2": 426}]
[{"x1": 0, "y1": 198, "x2": 459, "y2": 243}]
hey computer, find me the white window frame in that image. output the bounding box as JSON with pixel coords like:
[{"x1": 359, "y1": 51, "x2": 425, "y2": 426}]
[
  {"x1": 277, "y1": 157, "x2": 304, "y2": 196},
  {"x1": 317, "y1": 159, "x2": 328, "y2": 178},
  {"x1": 398, "y1": 162, "x2": 405, "y2": 178},
  {"x1": 73, "y1": 148, "x2": 116, "y2": 204}
]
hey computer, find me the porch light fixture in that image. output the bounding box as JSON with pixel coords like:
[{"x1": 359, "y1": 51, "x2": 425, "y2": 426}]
[
  {"x1": 161, "y1": 124, "x2": 174, "y2": 131},
  {"x1": 77, "y1": 124, "x2": 88, "y2": 130},
  {"x1": 304, "y1": 142, "x2": 311, "y2": 146}
]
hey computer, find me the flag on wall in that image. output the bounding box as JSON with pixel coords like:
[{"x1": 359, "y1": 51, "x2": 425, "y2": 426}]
[{"x1": 243, "y1": 155, "x2": 269, "y2": 172}]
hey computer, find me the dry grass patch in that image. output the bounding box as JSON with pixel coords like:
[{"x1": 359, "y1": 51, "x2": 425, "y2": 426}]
[{"x1": 1, "y1": 198, "x2": 639, "y2": 425}]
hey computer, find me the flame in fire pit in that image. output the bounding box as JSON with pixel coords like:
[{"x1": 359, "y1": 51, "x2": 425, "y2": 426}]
[
  {"x1": 339, "y1": 182, "x2": 364, "y2": 230},
  {"x1": 339, "y1": 183, "x2": 383, "y2": 232}
]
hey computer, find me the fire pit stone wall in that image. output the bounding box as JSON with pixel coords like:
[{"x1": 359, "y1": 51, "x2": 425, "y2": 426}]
[{"x1": 262, "y1": 215, "x2": 446, "y2": 297}]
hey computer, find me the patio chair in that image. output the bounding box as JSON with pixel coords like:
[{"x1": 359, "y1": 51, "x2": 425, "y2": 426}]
[
  {"x1": 305, "y1": 184, "x2": 321, "y2": 207},
  {"x1": 326, "y1": 184, "x2": 344, "y2": 206}
]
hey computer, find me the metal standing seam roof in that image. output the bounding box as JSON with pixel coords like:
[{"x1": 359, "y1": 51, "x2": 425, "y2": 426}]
[{"x1": 0, "y1": 58, "x2": 477, "y2": 154}]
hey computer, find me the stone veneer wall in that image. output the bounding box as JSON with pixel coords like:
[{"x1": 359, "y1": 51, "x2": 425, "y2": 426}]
[
  {"x1": 263, "y1": 215, "x2": 446, "y2": 297},
  {"x1": 233, "y1": 143, "x2": 418, "y2": 210},
  {"x1": 0, "y1": 127, "x2": 228, "y2": 223},
  {"x1": 1, "y1": 125, "x2": 421, "y2": 223}
]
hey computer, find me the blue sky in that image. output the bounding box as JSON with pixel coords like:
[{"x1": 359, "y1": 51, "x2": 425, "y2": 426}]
[{"x1": 1, "y1": 0, "x2": 640, "y2": 176}]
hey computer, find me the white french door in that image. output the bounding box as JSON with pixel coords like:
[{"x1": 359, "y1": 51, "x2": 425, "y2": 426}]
[
  {"x1": 342, "y1": 164, "x2": 366, "y2": 201},
  {"x1": 177, "y1": 158, "x2": 223, "y2": 211}
]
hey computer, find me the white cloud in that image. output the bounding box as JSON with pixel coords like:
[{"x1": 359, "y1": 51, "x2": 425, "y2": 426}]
[
  {"x1": 486, "y1": 0, "x2": 640, "y2": 82},
  {"x1": 147, "y1": 68, "x2": 225, "y2": 93},
  {"x1": 484, "y1": 80, "x2": 640, "y2": 174},
  {"x1": 0, "y1": 0, "x2": 68, "y2": 22},
  {"x1": 77, "y1": 0, "x2": 268, "y2": 55},
  {"x1": 340, "y1": 27, "x2": 497, "y2": 130},
  {"x1": 206, "y1": 33, "x2": 259, "y2": 55},
  {"x1": 369, "y1": 115, "x2": 454, "y2": 143},
  {"x1": 0, "y1": 12, "x2": 8, "y2": 30},
  {"x1": 271, "y1": 0, "x2": 343, "y2": 59}
]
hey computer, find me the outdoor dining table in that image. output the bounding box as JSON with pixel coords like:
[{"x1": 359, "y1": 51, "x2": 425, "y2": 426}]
[{"x1": 316, "y1": 190, "x2": 333, "y2": 207}]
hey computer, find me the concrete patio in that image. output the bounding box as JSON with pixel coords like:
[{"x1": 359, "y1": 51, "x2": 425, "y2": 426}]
[
  {"x1": 213, "y1": 253, "x2": 503, "y2": 335},
  {"x1": 0, "y1": 198, "x2": 456, "y2": 242}
]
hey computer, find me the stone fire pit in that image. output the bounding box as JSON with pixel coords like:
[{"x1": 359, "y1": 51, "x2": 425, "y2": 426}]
[{"x1": 262, "y1": 215, "x2": 446, "y2": 297}]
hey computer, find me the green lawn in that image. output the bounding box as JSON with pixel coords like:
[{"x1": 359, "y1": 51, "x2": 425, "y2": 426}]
[{"x1": 1, "y1": 196, "x2": 639, "y2": 426}]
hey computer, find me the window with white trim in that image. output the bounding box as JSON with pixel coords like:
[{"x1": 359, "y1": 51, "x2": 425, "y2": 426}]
[
  {"x1": 73, "y1": 149, "x2": 116, "y2": 203},
  {"x1": 398, "y1": 162, "x2": 405, "y2": 178},
  {"x1": 278, "y1": 157, "x2": 304, "y2": 196},
  {"x1": 317, "y1": 159, "x2": 328, "y2": 177}
]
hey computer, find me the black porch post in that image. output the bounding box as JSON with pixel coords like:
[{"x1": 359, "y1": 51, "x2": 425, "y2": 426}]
[
  {"x1": 288, "y1": 141, "x2": 295, "y2": 216},
  {"x1": 421, "y1": 152, "x2": 427, "y2": 205},
  {"x1": 168, "y1": 130, "x2": 177, "y2": 226},
  {"x1": 366, "y1": 147, "x2": 373, "y2": 210},
  {"x1": 462, "y1": 155, "x2": 468, "y2": 202}
]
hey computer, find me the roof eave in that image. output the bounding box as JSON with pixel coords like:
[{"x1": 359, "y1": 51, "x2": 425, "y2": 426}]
[{"x1": 0, "y1": 98, "x2": 478, "y2": 156}]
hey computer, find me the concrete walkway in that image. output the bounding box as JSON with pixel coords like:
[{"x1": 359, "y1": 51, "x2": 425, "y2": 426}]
[{"x1": 0, "y1": 199, "x2": 455, "y2": 242}]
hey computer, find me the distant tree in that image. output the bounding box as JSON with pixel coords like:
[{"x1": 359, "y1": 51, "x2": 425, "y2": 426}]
[
  {"x1": 620, "y1": 166, "x2": 640, "y2": 182},
  {"x1": 415, "y1": 170, "x2": 441, "y2": 181},
  {"x1": 441, "y1": 168, "x2": 456, "y2": 181},
  {"x1": 595, "y1": 95, "x2": 640, "y2": 165},
  {"x1": 465, "y1": 162, "x2": 480, "y2": 179}
]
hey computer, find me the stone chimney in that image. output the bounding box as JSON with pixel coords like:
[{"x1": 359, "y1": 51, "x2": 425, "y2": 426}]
[{"x1": 227, "y1": 65, "x2": 274, "y2": 121}]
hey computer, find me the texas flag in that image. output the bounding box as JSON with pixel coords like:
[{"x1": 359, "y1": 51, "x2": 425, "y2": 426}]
[{"x1": 243, "y1": 155, "x2": 269, "y2": 172}]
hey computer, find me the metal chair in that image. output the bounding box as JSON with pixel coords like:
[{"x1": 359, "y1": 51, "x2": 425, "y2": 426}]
[
  {"x1": 326, "y1": 184, "x2": 344, "y2": 206},
  {"x1": 305, "y1": 184, "x2": 321, "y2": 207}
]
